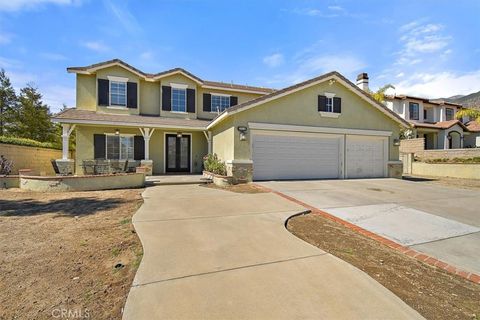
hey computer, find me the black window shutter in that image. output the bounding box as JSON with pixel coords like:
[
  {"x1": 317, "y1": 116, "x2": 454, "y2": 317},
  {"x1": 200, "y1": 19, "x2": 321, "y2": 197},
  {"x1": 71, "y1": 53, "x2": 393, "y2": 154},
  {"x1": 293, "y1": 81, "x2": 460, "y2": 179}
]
[
  {"x1": 98, "y1": 79, "x2": 109, "y2": 106},
  {"x1": 134, "y1": 136, "x2": 145, "y2": 160},
  {"x1": 318, "y1": 95, "x2": 327, "y2": 112},
  {"x1": 203, "y1": 93, "x2": 211, "y2": 112},
  {"x1": 162, "y1": 86, "x2": 171, "y2": 111},
  {"x1": 186, "y1": 88, "x2": 195, "y2": 113},
  {"x1": 333, "y1": 97, "x2": 341, "y2": 113},
  {"x1": 230, "y1": 96, "x2": 238, "y2": 107},
  {"x1": 94, "y1": 134, "x2": 106, "y2": 159},
  {"x1": 127, "y1": 82, "x2": 138, "y2": 108}
]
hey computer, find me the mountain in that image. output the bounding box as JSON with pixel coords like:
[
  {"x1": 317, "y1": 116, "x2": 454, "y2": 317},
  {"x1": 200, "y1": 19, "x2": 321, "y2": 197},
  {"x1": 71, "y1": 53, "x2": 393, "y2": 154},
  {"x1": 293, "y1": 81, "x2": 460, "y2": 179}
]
[{"x1": 446, "y1": 91, "x2": 480, "y2": 109}]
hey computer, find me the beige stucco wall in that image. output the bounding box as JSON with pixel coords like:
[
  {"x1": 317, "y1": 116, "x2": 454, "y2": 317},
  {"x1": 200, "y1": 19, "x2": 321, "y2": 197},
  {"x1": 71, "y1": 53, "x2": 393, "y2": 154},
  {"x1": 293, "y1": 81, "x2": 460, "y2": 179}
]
[
  {"x1": 411, "y1": 162, "x2": 480, "y2": 179},
  {"x1": 75, "y1": 125, "x2": 207, "y2": 175},
  {"x1": 0, "y1": 143, "x2": 71, "y2": 175},
  {"x1": 140, "y1": 80, "x2": 160, "y2": 116},
  {"x1": 76, "y1": 74, "x2": 96, "y2": 110},
  {"x1": 211, "y1": 80, "x2": 402, "y2": 162},
  {"x1": 211, "y1": 118, "x2": 235, "y2": 161}
]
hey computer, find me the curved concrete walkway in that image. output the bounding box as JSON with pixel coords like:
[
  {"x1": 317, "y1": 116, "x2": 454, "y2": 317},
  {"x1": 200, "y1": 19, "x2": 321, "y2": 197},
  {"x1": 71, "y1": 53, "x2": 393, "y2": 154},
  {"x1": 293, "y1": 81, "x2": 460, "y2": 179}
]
[{"x1": 123, "y1": 185, "x2": 423, "y2": 320}]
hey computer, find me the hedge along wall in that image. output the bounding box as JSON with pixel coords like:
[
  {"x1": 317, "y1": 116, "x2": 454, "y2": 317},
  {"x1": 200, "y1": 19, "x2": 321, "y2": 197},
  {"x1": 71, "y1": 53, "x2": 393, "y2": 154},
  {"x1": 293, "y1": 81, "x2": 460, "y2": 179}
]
[{"x1": 0, "y1": 143, "x2": 74, "y2": 175}]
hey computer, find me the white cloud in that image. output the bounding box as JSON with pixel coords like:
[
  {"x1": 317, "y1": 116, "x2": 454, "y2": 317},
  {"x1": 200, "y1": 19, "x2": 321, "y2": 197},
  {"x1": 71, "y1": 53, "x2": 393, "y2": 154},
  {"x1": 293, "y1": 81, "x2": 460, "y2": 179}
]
[
  {"x1": 263, "y1": 53, "x2": 284, "y2": 68},
  {"x1": 140, "y1": 51, "x2": 153, "y2": 60},
  {"x1": 396, "y1": 21, "x2": 451, "y2": 66},
  {"x1": 0, "y1": 32, "x2": 12, "y2": 45},
  {"x1": 81, "y1": 40, "x2": 110, "y2": 52},
  {"x1": 41, "y1": 84, "x2": 75, "y2": 112},
  {"x1": 328, "y1": 5, "x2": 344, "y2": 11},
  {"x1": 103, "y1": 0, "x2": 141, "y2": 35},
  {"x1": 394, "y1": 71, "x2": 480, "y2": 98},
  {"x1": 40, "y1": 52, "x2": 67, "y2": 61},
  {"x1": 0, "y1": 0, "x2": 82, "y2": 12}
]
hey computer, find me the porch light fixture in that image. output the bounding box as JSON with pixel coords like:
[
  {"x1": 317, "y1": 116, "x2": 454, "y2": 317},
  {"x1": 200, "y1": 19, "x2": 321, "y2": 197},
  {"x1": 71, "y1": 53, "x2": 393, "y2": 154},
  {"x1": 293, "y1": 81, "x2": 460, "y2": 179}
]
[
  {"x1": 177, "y1": 132, "x2": 183, "y2": 138},
  {"x1": 237, "y1": 126, "x2": 248, "y2": 141},
  {"x1": 393, "y1": 138, "x2": 400, "y2": 146},
  {"x1": 115, "y1": 129, "x2": 120, "y2": 135}
]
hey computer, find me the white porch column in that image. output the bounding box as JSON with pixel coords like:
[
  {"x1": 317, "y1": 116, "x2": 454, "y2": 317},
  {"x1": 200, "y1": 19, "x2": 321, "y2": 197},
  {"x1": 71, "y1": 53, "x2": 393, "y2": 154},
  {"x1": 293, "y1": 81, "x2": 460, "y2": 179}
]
[
  {"x1": 139, "y1": 128, "x2": 155, "y2": 176},
  {"x1": 203, "y1": 131, "x2": 212, "y2": 154},
  {"x1": 61, "y1": 124, "x2": 75, "y2": 160}
]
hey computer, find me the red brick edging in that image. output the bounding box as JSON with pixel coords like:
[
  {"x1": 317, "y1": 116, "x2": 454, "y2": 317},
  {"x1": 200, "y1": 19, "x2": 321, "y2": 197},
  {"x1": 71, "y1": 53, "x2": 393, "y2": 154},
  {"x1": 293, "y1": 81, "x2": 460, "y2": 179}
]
[{"x1": 256, "y1": 184, "x2": 480, "y2": 285}]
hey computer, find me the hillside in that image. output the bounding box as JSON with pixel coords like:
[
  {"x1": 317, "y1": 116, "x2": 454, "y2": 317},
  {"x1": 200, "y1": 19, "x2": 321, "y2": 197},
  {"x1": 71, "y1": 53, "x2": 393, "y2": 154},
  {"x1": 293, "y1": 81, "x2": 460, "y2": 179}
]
[{"x1": 447, "y1": 91, "x2": 480, "y2": 108}]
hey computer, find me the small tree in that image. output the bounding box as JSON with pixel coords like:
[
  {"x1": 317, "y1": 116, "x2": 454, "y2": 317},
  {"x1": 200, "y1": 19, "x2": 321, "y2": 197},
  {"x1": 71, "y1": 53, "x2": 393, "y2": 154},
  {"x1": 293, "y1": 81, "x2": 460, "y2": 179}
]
[
  {"x1": 456, "y1": 107, "x2": 480, "y2": 123},
  {"x1": 369, "y1": 84, "x2": 395, "y2": 103},
  {"x1": 0, "y1": 69, "x2": 16, "y2": 135}
]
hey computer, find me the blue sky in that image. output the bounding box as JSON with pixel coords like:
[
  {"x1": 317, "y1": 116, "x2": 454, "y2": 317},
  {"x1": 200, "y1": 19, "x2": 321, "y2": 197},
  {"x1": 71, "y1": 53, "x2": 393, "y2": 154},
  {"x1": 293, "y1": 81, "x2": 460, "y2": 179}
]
[{"x1": 1, "y1": 0, "x2": 479, "y2": 112}]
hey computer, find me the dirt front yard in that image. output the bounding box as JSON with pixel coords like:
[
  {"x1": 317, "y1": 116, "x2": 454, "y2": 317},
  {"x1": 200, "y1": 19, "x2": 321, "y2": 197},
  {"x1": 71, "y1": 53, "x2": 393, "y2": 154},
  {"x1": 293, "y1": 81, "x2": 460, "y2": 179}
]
[
  {"x1": 288, "y1": 213, "x2": 480, "y2": 320},
  {"x1": 0, "y1": 188, "x2": 144, "y2": 319}
]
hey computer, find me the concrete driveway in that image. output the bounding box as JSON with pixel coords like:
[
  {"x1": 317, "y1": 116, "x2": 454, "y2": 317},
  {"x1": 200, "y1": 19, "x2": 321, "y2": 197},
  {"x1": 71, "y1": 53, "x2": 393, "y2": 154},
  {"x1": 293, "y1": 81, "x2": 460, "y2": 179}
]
[
  {"x1": 123, "y1": 184, "x2": 422, "y2": 320},
  {"x1": 259, "y1": 178, "x2": 480, "y2": 275}
]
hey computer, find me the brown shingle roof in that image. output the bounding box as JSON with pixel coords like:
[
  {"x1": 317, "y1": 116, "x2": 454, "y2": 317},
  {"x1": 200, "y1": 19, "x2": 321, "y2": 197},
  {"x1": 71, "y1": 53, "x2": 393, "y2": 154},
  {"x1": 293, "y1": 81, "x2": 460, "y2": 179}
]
[
  {"x1": 53, "y1": 108, "x2": 209, "y2": 129},
  {"x1": 211, "y1": 71, "x2": 409, "y2": 128},
  {"x1": 410, "y1": 120, "x2": 468, "y2": 130},
  {"x1": 67, "y1": 59, "x2": 274, "y2": 94},
  {"x1": 466, "y1": 120, "x2": 480, "y2": 132}
]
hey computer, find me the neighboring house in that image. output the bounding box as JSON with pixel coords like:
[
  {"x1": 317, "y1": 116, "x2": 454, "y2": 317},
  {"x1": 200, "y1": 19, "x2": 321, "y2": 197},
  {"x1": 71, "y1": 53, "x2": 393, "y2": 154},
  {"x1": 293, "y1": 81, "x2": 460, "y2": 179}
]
[
  {"x1": 364, "y1": 71, "x2": 480, "y2": 149},
  {"x1": 53, "y1": 59, "x2": 409, "y2": 181}
]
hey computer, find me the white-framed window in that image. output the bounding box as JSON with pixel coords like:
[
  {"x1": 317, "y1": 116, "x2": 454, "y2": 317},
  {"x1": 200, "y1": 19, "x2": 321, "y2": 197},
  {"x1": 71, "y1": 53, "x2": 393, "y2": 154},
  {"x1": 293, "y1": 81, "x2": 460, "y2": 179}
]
[
  {"x1": 211, "y1": 95, "x2": 230, "y2": 113},
  {"x1": 409, "y1": 102, "x2": 419, "y2": 120},
  {"x1": 446, "y1": 108, "x2": 454, "y2": 121},
  {"x1": 326, "y1": 97, "x2": 333, "y2": 112},
  {"x1": 106, "y1": 134, "x2": 134, "y2": 160},
  {"x1": 172, "y1": 88, "x2": 187, "y2": 112},
  {"x1": 110, "y1": 81, "x2": 127, "y2": 107}
]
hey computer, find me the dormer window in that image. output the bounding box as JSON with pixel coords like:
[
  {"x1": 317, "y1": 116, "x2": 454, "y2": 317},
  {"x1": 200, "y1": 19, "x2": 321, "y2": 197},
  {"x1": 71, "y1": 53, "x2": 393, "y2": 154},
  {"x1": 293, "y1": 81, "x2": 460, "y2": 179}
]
[{"x1": 211, "y1": 94, "x2": 231, "y2": 113}]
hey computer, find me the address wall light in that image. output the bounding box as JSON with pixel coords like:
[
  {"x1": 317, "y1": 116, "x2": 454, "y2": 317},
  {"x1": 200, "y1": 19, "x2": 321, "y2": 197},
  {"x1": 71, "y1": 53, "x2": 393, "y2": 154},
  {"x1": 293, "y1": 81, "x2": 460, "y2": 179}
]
[
  {"x1": 115, "y1": 129, "x2": 120, "y2": 135},
  {"x1": 237, "y1": 126, "x2": 248, "y2": 141},
  {"x1": 393, "y1": 138, "x2": 400, "y2": 146},
  {"x1": 177, "y1": 132, "x2": 183, "y2": 138}
]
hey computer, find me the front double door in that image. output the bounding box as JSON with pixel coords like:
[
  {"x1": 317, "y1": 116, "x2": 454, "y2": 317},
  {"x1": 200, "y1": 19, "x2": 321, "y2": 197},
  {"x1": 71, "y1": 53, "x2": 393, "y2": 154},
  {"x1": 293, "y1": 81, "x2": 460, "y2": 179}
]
[{"x1": 166, "y1": 134, "x2": 191, "y2": 172}]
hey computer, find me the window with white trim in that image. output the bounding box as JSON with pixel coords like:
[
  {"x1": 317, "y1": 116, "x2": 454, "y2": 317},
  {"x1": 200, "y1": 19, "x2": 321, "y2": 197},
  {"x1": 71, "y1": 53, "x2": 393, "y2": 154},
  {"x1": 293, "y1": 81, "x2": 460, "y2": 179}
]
[
  {"x1": 106, "y1": 135, "x2": 134, "y2": 160},
  {"x1": 211, "y1": 95, "x2": 230, "y2": 113},
  {"x1": 326, "y1": 97, "x2": 333, "y2": 112},
  {"x1": 172, "y1": 88, "x2": 186, "y2": 112},
  {"x1": 110, "y1": 81, "x2": 127, "y2": 106}
]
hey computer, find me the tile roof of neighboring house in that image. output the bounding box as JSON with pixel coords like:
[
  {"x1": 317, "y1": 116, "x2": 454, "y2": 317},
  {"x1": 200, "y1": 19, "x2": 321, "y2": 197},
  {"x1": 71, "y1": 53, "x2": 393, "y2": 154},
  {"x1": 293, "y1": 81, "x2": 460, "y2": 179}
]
[
  {"x1": 466, "y1": 120, "x2": 480, "y2": 132},
  {"x1": 209, "y1": 71, "x2": 410, "y2": 128},
  {"x1": 410, "y1": 119, "x2": 469, "y2": 130},
  {"x1": 67, "y1": 59, "x2": 274, "y2": 94},
  {"x1": 388, "y1": 95, "x2": 463, "y2": 107},
  {"x1": 53, "y1": 108, "x2": 210, "y2": 130}
]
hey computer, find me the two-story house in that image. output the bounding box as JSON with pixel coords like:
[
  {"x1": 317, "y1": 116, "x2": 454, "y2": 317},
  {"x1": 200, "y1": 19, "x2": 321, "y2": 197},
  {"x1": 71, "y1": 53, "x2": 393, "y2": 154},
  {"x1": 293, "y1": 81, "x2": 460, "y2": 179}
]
[
  {"x1": 54, "y1": 59, "x2": 411, "y2": 181},
  {"x1": 352, "y1": 73, "x2": 478, "y2": 150}
]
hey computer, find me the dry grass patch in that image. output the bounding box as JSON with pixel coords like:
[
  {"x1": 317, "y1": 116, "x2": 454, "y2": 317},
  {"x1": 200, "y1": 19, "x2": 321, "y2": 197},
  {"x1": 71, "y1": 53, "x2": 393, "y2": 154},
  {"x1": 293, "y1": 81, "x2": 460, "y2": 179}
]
[
  {"x1": 203, "y1": 183, "x2": 268, "y2": 194},
  {"x1": 288, "y1": 213, "x2": 480, "y2": 320},
  {"x1": 0, "y1": 188, "x2": 144, "y2": 319}
]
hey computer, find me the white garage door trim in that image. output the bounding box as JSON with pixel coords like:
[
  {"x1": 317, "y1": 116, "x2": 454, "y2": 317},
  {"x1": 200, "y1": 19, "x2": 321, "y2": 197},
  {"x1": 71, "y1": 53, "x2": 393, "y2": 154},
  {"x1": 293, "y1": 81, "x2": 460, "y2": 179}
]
[
  {"x1": 251, "y1": 130, "x2": 344, "y2": 180},
  {"x1": 249, "y1": 123, "x2": 391, "y2": 181}
]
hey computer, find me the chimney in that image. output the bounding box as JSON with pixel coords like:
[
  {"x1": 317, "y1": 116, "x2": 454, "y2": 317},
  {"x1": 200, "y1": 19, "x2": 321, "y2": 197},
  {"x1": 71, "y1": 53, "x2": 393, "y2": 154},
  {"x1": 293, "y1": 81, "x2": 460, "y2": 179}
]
[{"x1": 356, "y1": 73, "x2": 369, "y2": 91}]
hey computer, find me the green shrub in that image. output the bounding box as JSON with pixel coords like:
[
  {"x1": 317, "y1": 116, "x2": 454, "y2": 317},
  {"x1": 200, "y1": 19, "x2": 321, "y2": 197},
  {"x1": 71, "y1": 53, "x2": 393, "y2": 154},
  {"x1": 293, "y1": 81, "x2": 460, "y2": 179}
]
[
  {"x1": 0, "y1": 135, "x2": 61, "y2": 150},
  {"x1": 203, "y1": 153, "x2": 227, "y2": 176}
]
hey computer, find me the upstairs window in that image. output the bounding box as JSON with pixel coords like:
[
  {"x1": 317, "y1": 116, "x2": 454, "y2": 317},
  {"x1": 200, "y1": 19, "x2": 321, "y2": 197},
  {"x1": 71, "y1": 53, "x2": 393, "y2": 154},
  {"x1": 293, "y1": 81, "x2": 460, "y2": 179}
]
[
  {"x1": 446, "y1": 108, "x2": 454, "y2": 121},
  {"x1": 106, "y1": 135, "x2": 134, "y2": 160},
  {"x1": 211, "y1": 95, "x2": 231, "y2": 113},
  {"x1": 110, "y1": 81, "x2": 127, "y2": 106},
  {"x1": 409, "y1": 102, "x2": 419, "y2": 120},
  {"x1": 172, "y1": 88, "x2": 187, "y2": 112},
  {"x1": 326, "y1": 97, "x2": 333, "y2": 112}
]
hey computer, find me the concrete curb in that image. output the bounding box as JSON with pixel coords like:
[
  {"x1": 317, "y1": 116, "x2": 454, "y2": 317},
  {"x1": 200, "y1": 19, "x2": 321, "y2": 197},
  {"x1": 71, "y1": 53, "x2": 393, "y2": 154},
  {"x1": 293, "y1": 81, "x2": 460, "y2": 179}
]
[{"x1": 256, "y1": 184, "x2": 480, "y2": 285}]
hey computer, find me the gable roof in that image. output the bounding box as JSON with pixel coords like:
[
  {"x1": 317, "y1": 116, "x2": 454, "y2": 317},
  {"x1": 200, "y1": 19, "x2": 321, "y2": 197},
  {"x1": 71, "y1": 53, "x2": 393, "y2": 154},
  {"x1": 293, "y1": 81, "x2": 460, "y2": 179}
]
[
  {"x1": 207, "y1": 71, "x2": 410, "y2": 129},
  {"x1": 465, "y1": 120, "x2": 480, "y2": 132},
  {"x1": 67, "y1": 59, "x2": 274, "y2": 94}
]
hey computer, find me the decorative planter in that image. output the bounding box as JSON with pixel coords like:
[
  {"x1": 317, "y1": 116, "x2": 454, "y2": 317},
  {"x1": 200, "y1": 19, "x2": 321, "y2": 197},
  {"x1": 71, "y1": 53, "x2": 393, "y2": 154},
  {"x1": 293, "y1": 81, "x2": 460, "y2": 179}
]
[{"x1": 203, "y1": 171, "x2": 235, "y2": 186}]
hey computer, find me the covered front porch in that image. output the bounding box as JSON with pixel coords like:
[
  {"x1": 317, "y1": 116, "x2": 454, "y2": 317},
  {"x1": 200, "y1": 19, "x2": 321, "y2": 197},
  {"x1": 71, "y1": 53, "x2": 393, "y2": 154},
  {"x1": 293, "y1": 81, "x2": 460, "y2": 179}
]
[
  {"x1": 58, "y1": 123, "x2": 210, "y2": 175},
  {"x1": 413, "y1": 121, "x2": 469, "y2": 150}
]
